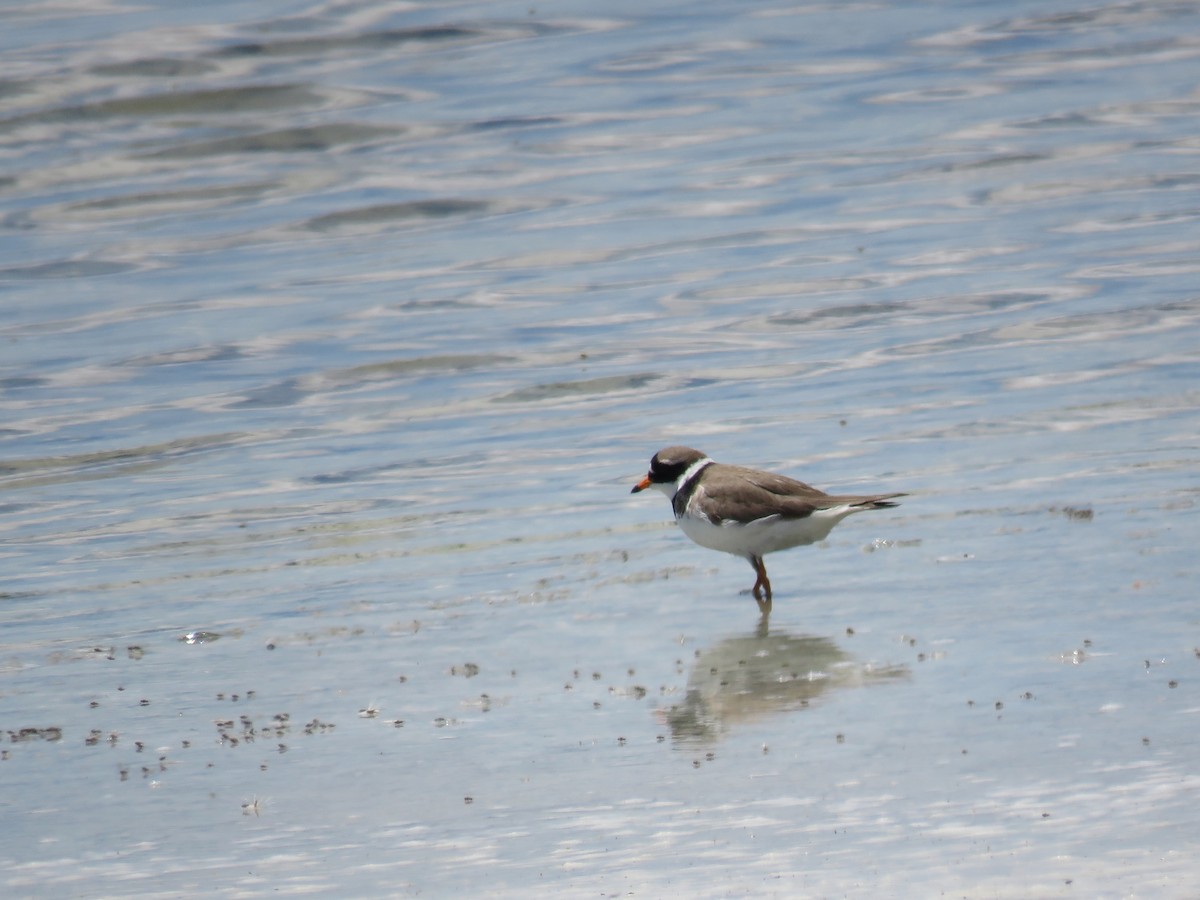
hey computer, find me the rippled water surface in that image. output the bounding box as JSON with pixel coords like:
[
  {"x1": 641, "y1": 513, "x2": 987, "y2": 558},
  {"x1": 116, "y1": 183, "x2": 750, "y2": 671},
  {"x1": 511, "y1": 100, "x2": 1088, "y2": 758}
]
[{"x1": 3, "y1": 0, "x2": 1199, "y2": 896}]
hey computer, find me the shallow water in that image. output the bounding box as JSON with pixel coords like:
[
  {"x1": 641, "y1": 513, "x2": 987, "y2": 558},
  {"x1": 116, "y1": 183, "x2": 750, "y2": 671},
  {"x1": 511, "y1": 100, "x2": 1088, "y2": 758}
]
[{"x1": 2, "y1": 0, "x2": 1199, "y2": 896}]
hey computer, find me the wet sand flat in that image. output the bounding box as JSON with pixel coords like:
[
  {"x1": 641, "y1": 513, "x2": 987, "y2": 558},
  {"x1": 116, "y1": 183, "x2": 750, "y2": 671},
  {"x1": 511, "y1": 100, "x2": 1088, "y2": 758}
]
[{"x1": 2, "y1": 0, "x2": 1199, "y2": 896}]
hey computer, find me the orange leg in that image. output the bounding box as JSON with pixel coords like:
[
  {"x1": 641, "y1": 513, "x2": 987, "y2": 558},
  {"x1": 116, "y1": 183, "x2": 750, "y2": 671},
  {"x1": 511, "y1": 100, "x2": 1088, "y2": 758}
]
[{"x1": 749, "y1": 555, "x2": 772, "y2": 606}]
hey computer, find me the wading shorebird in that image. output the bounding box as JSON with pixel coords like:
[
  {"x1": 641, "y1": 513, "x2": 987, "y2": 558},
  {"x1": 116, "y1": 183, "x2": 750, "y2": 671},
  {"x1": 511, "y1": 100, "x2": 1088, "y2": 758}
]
[{"x1": 632, "y1": 446, "x2": 904, "y2": 609}]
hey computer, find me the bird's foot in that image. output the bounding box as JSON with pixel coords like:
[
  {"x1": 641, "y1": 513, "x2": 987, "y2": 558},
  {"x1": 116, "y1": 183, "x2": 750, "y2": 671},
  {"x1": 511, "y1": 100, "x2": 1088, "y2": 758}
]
[{"x1": 750, "y1": 557, "x2": 772, "y2": 603}]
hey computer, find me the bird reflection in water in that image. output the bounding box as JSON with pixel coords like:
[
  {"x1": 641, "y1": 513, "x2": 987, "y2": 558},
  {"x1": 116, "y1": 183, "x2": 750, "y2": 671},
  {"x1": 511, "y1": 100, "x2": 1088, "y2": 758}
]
[{"x1": 664, "y1": 616, "x2": 909, "y2": 744}]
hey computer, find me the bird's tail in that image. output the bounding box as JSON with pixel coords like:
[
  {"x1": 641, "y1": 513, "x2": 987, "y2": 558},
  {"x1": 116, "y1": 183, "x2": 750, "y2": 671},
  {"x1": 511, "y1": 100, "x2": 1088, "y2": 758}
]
[{"x1": 850, "y1": 492, "x2": 906, "y2": 510}]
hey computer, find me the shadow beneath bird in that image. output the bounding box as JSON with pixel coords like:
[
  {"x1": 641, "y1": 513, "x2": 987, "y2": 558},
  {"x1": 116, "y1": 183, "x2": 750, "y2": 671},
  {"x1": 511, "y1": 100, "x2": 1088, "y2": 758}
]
[{"x1": 662, "y1": 618, "x2": 909, "y2": 745}]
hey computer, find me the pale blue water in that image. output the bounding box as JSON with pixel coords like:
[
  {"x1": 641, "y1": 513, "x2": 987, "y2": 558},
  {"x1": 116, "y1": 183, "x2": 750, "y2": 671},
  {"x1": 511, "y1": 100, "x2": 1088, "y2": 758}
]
[{"x1": 2, "y1": 0, "x2": 1199, "y2": 896}]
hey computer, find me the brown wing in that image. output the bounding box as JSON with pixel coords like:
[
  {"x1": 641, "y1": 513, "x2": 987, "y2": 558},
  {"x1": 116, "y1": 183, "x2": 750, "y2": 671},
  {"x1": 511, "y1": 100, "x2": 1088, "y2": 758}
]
[
  {"x1": 692, "y1": 466, "x2": 824, "y2": 522},
  {"x1": 696, "y1": 464, "x2": 905, "y2": 523}
]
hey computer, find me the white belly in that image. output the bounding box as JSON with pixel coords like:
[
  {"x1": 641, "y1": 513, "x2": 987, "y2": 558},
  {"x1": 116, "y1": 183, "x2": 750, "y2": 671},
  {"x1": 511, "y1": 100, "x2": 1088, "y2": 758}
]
[{"x1": 677, "y1": 506, "x2": 860, "y2": 559}]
